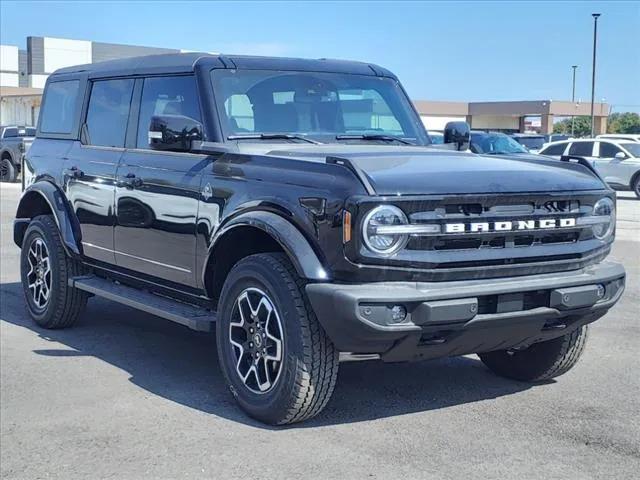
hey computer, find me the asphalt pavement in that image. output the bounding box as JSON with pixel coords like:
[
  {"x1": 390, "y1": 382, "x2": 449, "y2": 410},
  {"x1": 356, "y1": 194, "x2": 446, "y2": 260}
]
[{"x1": 1, "y1": 182, "x2": 639, "y2": 479}]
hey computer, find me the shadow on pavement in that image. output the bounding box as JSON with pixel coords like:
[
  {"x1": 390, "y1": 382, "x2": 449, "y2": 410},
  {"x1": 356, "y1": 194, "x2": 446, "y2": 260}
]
[{"x1": 1, "y1": 281, "x2": 534, "y2": 429}]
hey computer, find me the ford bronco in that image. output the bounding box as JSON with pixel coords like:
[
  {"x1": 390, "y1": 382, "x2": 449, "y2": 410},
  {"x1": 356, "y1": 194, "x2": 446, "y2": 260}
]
[{"x1": 14, "y1": 53, "x2": 625, "y2": 425}]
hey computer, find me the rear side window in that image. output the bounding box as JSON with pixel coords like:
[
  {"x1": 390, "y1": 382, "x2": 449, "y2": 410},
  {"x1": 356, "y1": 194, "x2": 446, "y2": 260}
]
[
  {"x1": 540, "y1": 142, "x2": 567, "y2": 156},
  {"x1": 136, "y1": 76, "x2": 201, "y2": 149},
  {"x1": 568, "y1": 142, "x2": 594, "y2": 156},
  {"x1": 3, "y1": 128, "x2": 18, "y2": 138},
  {"x1": 39, "y1": 80, "x2": 80, "y2": 134},
  {"x1": 85, "y1": 79, "x2": 135, "y2": 148}
]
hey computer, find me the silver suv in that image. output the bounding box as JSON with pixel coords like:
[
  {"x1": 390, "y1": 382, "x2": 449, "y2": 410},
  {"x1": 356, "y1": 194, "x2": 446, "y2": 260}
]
[{"x1": 539, "y1": 138, "x2": 640, "y2": 197}]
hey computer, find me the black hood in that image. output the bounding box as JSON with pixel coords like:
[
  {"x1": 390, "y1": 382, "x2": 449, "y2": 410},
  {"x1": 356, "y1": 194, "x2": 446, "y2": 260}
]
[{"x1": 263, "y1": 145, "x2": 606, "y2": 195}]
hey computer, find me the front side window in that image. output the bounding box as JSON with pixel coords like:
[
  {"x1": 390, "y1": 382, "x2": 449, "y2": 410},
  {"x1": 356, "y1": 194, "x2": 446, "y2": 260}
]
[
  {"x1": 3, "y1": 128, "x2": 18, "y2": 138},
  {"x1": 39, "y1": 80, "x2": 80, "y2": 134},
  {"x1": 568, "y1": 141, "x2": 594, "y2": 156},
  {"x1": 211, "y1": 69, "x2": 428, "y2": 144},
  {"x1": 136, "y1": 75, "x2": 201, "y2": 149},
  {"x1": 598, "y1": 142, "x2": 623, "y2": 158},
  {"x1": 85, "y1": 79, "x2": 134, "y2": 148}
]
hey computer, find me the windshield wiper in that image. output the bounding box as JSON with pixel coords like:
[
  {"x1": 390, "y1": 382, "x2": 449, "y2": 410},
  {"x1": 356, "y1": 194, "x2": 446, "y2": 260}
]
[
  {"x1": 227, "y1": 134, "x2": 321, "y2": 144},
  {"x1": 335, "y1": 134, "x2": 414, "y2": 145}
]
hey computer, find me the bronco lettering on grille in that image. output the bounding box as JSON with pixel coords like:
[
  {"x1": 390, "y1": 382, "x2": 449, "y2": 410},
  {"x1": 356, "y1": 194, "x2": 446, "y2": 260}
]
[{"x1": 444, "y1": 218, "x2": 577, "y2": 234}]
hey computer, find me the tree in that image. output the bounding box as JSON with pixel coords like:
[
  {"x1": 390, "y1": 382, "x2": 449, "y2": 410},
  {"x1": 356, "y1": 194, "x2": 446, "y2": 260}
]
[
  {"x1": 553, "y1": 116, "x2": 592, "y2": 137},
  {"x1": 607, "y1": 112, "x2": 640, "y2": 134}
]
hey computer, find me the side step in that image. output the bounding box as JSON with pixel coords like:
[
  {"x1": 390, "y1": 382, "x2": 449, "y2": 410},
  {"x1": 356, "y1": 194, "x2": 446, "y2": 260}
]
[{"x1": 69, "y1": 275, "x2": 216, "y2": 332}]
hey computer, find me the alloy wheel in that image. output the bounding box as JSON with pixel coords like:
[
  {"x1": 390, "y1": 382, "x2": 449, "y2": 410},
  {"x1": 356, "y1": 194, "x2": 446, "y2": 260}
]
[
  {"x1": 229, "y1": 287, "x2": 284, "y2": 394},
  {"x1": 26, "y1": 237, "x2": 52, "y2": 310}
]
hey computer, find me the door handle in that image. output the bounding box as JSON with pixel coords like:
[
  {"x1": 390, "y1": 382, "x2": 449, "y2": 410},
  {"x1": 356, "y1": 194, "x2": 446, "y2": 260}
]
[
  {"x1": 64, "y1": 166, "x2": 83, "y2": 178},
  {"x1": 122, "y1": 172, "x2": 143, "y2": 189}
]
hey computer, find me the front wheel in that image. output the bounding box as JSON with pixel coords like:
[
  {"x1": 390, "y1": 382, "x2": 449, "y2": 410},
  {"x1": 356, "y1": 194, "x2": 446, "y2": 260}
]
[
  {"x1": 479, "y1": 326, "x2": 589, "y2": 382},
  {"x1": 216, "y1": 253, "x2": 339, "y2": 425}
]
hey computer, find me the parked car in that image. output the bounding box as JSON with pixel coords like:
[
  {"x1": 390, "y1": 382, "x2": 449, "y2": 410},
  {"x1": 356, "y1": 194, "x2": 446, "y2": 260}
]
[
  {"x1": 542, "y1": 133, "x2": 572, "y2": 150},
  {"x1": 470, "y1": 131, "x2": 532, "y2": 156},
  {"x1": 510, "y1": 133, "x2": 547, "y2": 153},
  {"x1": 539, "y1": 138, "x2": 640, "y2": 197},
  {"x1": 596, "y1": 134, "x2": 640, "y2": 143},
  {"x1": 428, "y1": 130, "x2": 444, "y2": 144},
  {"x1": 0, "y1": 125, "x2": 35, "y2": 182},
  {"x1": 15, "y1": 53, "x2": 625, "y2": 425}
]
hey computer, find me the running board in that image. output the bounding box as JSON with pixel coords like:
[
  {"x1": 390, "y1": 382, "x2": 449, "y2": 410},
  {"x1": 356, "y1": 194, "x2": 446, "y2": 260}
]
[{"x1": 69, "y1": 275, "x2": 216, "y2": 332}]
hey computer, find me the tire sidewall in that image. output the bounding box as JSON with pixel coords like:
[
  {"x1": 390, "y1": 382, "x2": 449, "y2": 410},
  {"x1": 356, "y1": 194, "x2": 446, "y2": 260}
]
[
  {"x1": 1, "y1": 157, "x2": 16, "y2": 182},
  {"x1": 20, "y1": 219, "x2": 64, "y2": 325},
  {"x1": 216, "y1": 256, "x2": 305, "y2": 422}
]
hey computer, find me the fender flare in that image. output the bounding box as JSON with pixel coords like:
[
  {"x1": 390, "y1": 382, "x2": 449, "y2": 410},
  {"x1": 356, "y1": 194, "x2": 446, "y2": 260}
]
[
  {"x1": 205, "y1": 210, "x2": 331, "y2": 283},
  {"x1": 14, "y1": 181, "x2": 81, "y2": 255}
]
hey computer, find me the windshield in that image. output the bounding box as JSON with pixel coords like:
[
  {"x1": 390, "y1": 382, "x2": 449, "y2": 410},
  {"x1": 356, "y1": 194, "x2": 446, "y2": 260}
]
[
  {"x1": 621, "y1": 142, "x2": 640, "y2": 157},
  {"x1": 514, "y1": 136, "x2": 545, "y2": 150},
  {"x1": 470, "y1": 132, "x2": 528, "y2": 154},
  {"x1": 211, "y1": 69, "x2": 429, "y2": 145}
]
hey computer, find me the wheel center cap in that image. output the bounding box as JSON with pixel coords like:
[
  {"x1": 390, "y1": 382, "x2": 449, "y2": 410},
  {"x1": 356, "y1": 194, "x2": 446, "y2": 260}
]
[{"x1": 253, "y1": 333, "x2": 263, "y2": 348}]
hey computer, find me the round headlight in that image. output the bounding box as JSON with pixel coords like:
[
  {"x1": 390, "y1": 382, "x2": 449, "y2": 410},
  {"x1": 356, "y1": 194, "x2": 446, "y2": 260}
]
[
  {"x1": 362, "y1": 205, "x2": 408, "y2": 255},
  {"x1": 592, "y1": 197, "x2": 615, "y2": 240}
]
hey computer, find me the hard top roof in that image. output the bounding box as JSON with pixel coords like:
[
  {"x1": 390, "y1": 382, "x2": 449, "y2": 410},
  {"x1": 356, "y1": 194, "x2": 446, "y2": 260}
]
[{"x1": 51, "y1": 52, "x2": 397, "y2": 79}]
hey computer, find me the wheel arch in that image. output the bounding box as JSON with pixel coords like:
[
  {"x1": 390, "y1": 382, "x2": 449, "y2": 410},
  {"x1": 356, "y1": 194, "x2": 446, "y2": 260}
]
[
  {"x1": 203, "y1": 211, "x2": 330, "y2": 302},
  {"x1": 14, "y1": 181, "x2": 81, "y2": 255}
]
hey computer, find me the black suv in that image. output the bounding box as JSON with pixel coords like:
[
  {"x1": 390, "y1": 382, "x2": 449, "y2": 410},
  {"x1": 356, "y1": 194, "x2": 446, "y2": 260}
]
[{"x1": 14, "y1": 53, "x2": 625, "y2": 425}]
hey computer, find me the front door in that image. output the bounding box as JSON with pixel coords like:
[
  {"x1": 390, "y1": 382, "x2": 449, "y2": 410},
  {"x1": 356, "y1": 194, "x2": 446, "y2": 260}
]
[
  {"x1": 114, "y1": 75, "x2": 207, "y2": 287},
  {"x1": 63, "y1": 78, "x2": 135, "y2": 265}
]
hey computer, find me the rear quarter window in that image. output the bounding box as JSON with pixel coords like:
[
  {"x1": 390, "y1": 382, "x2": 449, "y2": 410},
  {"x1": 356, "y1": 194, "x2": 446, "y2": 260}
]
[
  {"x1": 39, "y1": 80, "x2": 81, "y2": 134},
  {"x1": 540, "y1": 142, "x2": 567, "y2": 156}
]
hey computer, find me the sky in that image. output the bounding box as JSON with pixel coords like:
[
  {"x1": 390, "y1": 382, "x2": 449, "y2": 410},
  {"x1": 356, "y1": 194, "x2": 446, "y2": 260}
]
[{"x1": 1, "y1": 1, "x2": 639, "y2": 112}]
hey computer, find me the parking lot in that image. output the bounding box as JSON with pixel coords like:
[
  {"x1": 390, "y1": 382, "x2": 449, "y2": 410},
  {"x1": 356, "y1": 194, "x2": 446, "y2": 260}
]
[{"x1": 1, "y1": 182, "x2": 638, "y2": 479}]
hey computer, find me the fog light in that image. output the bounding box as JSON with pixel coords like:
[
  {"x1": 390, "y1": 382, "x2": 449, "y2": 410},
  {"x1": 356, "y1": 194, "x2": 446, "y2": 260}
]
[
  {"x1": 390, "y1": 305, "x2": 407, "y2": 323},
  {"x1": 596, "y1": 284, "x2": 605, "y2": 299}
]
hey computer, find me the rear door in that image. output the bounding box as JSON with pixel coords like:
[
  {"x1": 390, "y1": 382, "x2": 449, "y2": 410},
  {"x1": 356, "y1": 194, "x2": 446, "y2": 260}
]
[
  {"x1": 63, "y1": 78, "x2": 134, "y2": 264},
  {"x1": 114, "y1": 75, "x2": 207, "y2": 287}
]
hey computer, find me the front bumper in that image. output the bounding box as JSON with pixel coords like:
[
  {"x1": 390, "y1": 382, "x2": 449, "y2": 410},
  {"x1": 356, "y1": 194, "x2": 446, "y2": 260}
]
[{"x1": 306, "y1": 261, "x2": 625, "y2": 362}]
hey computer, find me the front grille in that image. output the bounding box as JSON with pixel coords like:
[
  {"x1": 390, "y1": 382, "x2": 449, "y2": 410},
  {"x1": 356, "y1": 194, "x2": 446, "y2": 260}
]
[{"x1": 351, "y1": 192, "x2": 612, "y2": 280}]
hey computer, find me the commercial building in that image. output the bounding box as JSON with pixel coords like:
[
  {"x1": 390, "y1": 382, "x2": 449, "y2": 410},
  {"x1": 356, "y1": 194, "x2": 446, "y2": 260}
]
[
  {"x1": 416, "y1": 100, "x2": 609, "y2": 135},
  {"x1": 1, "y1": 35, "x2": 610, "y2": 134},
  {"x1": 1, "y1": 36, "x2": 180, "y2": 125}
]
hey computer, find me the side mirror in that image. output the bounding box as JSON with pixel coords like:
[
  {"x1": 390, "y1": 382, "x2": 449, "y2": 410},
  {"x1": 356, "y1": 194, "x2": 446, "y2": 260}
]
[
  {"x1": 444, "y1": 121, "x2": 471, "y2": 151},
  {"x1": 614, "y1": 152, "x2": 626, "y2": 160},
  {"x1": 149, "y1": 114, "x2": 203, "y2": 152}
]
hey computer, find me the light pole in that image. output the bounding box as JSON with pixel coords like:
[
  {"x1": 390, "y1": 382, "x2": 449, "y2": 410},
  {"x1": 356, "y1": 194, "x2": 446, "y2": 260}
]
[
  {"x1": 571, "y1": 65, "x2": 578, "y2": 136},
  {"x1": 590, "y1": 13, "x2": 601, "y2": 137}
]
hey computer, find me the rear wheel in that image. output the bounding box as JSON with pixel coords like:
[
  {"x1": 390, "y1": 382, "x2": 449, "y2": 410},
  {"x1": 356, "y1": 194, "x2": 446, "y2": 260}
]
[
  {"x1": 0, "y1": 156, "x2": 16, "y2": 182},
  {"x1": 216, "y1": 253, "x2": 339, "y2": 425},
  {"x1": 479, "y1": 326, "x2": 589, "y2": 382},
  {"x1": 20, "y1": 215, "x2": 89, "y2": 328}
]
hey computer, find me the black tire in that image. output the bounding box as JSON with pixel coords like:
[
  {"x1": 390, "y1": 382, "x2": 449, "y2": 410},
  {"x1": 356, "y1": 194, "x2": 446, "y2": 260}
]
[
  {"x1": 0, "y1": 156, "x2": 16, "y2": 182},
  {"x1": 632, "y1": 175, "x2": 640, "y2": 199},
  {"x1": 479, "y1": 326, "x2": 589, "y2": 382},
  {"x1": 20, "y1": 215, "x2": 89, "y2": 329},
  {"x1": 216, "y1": 252, "x2": 339, "y2": 425}
]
